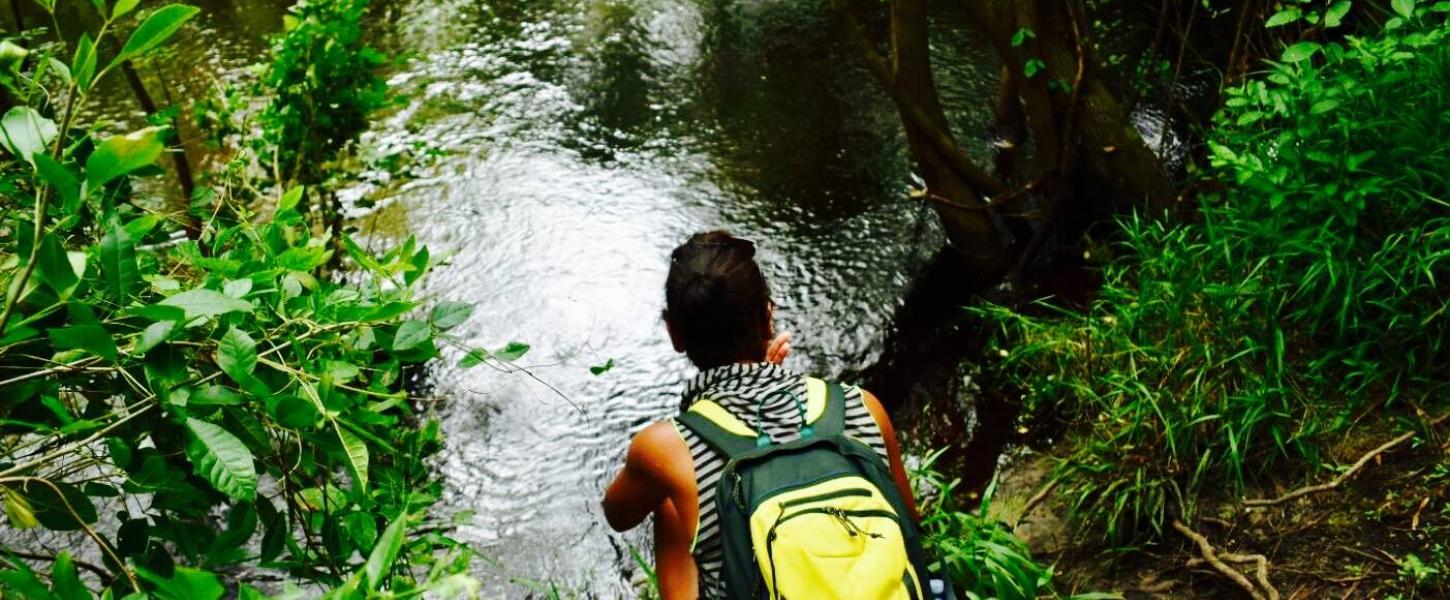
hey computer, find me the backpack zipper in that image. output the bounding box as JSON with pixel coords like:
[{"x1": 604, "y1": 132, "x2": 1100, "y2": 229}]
[
  {"x1": 777, "y1": 487, "x2": 873, "y2": 509},
  {"x1": 771, "y1": 507, "x2": 895, "y2": 537}
]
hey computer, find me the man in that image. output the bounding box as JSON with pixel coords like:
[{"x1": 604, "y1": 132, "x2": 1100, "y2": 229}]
[{"x1": 603, "y1": 231, "x2": 921, "y2": 599}]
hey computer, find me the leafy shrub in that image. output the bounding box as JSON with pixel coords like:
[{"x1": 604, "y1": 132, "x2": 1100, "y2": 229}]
[
  {"x1": 0, "y1": 2, "x2": 493, "y2": 597},
  {"x1": 980, "y1": 4, "x2": 1450, "y2": 543}
]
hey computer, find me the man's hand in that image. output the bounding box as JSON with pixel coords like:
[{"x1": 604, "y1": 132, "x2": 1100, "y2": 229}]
[{"x1": 766, "y1": 332, "x2": 792, "y2": 364}]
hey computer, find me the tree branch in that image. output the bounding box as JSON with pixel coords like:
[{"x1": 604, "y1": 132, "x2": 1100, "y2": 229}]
[
  {"x1": 1244, "y1": 414, "x2": 1448, "y2": 508},
  {"x1": 834, "y1": 0, "x2": 1006, "y2": 198}
]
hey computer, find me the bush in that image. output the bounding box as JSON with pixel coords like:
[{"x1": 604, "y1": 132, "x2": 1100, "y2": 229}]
[
  {"x1": 979, "y1": 5, "x2": 1450, "y2": 543},
  {"x1": 0, "y1": 2, "x2": 495, "y2": 597},
  {"x1": 916, "y1": 451, "x2": 1054, "y2": 600}
]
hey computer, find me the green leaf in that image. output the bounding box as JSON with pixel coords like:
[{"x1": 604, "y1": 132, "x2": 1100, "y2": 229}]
[
  {"x1": 101, "y1": 220, "x2": 140, "y2": 303},
  {"x1": 51, "y1": 553, "x2": 86, "y2": 600},
  {"x1": 72, "y1": 34, "x2": 97, "y2": 92},
  {"x1": 590, "y1": 358, "x2": 615, "y2": 376},
  {"x1": 277, "y1": 185, "x2": 304, "y2": 213},
  {"x1": 266, "y1": 395, "x2": 320, "y2": 429},
  {"x1": 0, "y1": 107, "x2": 58, "y2": 165},
  {"x1": 0, "y1": 562, "x2": 53, "y2": 600},
  {"x1": 2, "y1": 487, "x2": 38, "y2": 529},
  {"x1": 430, "y1": 301, "x2": 474, "y2": 330},
  {"x1": 335, "y1": 423, "x2": 369, "y2": 492},
  {"x1": 1281, "y1": 41, "x2": 1321, "y2": 63},
  {"x1": 34, "y1": 234, "x2": 80, "y2": 299},
  {"x1": 49, "y1": 324, "x2": 117, "y2": 361},
  {"x1": 459, "y1": 348, "x2": 489, "y2": 369},
  {"x1": 34, "y1": 154, "x2": 80, "y2": 216},
  {"x1": 217, "y1": 327, "x2": 257, "y2": 383},
  {"x1": 1265, "y1": 7, "x2": 1301, "y2": 27},
  {"x1": 114, "y1": 5, "x2": 201, "y2": 64},
  {"x1": 134, "y1": 319, "x2": 174, "y2": 354},
  {"x1": 1392, "y1": 0, "x2": 1417, "y2": 17},
  {"x1": 363, "y1": 514, "x2": 407, "y2": 591},
  {"x1": 134, "y1": 566, "x2": 224, "y2": 600},
  {"x1": 223, "y1": 278, "x2": 252, "y2": 299},
  {"x1": 324, "y1": 360, "x2": 361, "y2": 383},
  {"x1": 157, "y1": 287, "x2": 253, "y2": 320},
  {"x1": 191, "y1": 385, "x2": 242, "y2": 406},
  {"x1": 20, "y1": 480, "x2": 97, "y2": 530},
  {"x1": 392, "y1": 319, "x2": 430, "y2": 352},
  {"x1": 342, "y1": 234, "x2": 384, "y2": 273},
  {"x1": 494, "y1": 341, "x2": 530, "y2": 362},
  {"x1": 1010, "y1": 27, "x2": 1035, "y2": 47},
  {"x1": 1023, "y1": 58, "x2": 1046, "y2": 78},
  {"x1": 85, "y1": 126, "x2": 167, "y2": 191},
  {"x1": 276, "y1": 245, "x2": 331, "y2": 271},
  {"x1": 1324, "y1": 1, "x2": 1352, "y2": 27},
  {"x1": 34, "y1": 0, "x2": 55, "y2": 13},
  {"x1": 184, "y1": 417, "x2": 258, "y2": 501},
  {"x1": 112, "y1": 0, "x2": 141, "y2": 20}
]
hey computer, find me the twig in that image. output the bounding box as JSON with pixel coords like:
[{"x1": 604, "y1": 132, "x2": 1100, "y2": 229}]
[
  {"x1": 0, "y1": 477, "x2": 137, "y2": 590},
  {"x1": 0, "y1": 357, "x2": 104, "y2": 388},
  {"x1": 1188, "y1": 552, "x2": 1277, "y2": 600},
  {"x1": 0, "y1": 403, "x2": 153, "y2": 479},
  {"x1": 0, "y1": 548, "x2": 113, "y2": 584},
  {"x1": 1014, "y1": 473, "x2": 1062, "y2": 527},
  {"x1": 1173, "y1": 519, "x2": 1278, "y2": 600},
  {"x1": 1245, "y1": 415, "x2": 1448, "y2": 507}
]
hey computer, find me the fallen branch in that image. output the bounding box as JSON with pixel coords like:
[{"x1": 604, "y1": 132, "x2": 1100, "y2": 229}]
[
  {"x1": 1013, "y1": 473, "x2": 1062, "y2": 527},
  {"x1": 1245, "y1": 414, "x2": 1448, "y2": 508},
  {"x1": 1188, "y1": 552, "x2": 1276, "y2": 600},
  {"x1": 1173, "y1": 519, "x2": 1279, "y2": 600}
]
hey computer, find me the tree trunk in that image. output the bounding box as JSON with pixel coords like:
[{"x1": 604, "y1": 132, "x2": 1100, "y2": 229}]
[{"x1": 118, "y1": 60, "x2": 201, "y2": 237}]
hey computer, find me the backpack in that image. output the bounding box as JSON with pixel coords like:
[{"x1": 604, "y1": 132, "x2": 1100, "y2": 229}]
[{"x1": 676, "y1": 378, "x2": 936, "y2": 600}]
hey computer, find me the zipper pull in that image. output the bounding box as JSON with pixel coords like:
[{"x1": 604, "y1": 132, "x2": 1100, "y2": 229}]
[
  {"x1": 732, "y1": 472, "x2": 747, "y2": 512},
  {"x1": 827, "y1": 508, "x2": 858, "y2": 537}
]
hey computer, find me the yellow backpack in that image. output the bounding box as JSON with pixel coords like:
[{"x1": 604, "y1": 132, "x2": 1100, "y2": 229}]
[{"x1": 676, "y1": 379, "x2": 934, "y2": 599}]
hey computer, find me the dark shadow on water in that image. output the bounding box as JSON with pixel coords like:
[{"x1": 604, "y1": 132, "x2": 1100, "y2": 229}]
[{"x1": 854, "y1": 245, "x2": 1103, "y2": 503}]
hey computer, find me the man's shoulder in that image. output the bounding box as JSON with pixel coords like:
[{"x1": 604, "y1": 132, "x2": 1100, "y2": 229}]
[{"x1": 628, "y1": 420, "x2": 690, "y2": 461}]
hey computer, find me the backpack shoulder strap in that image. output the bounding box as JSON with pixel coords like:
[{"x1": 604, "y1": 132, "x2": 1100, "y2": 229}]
[
  {"x1": 675, "y1": 399, "x2": 758, "y2": 459},
  {"x1": 812, "y1": 380, "x2": 847, "y2": 438}
]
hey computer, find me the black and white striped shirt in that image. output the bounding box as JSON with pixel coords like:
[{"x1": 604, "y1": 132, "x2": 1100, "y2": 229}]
[{"x1": 669, "y1": 363, "x2": 890, "y2": 599}]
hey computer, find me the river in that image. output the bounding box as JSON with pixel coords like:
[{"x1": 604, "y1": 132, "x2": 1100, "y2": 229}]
[{"x1": 77, "y1": 0, "x2": 1008, "y2": 596}]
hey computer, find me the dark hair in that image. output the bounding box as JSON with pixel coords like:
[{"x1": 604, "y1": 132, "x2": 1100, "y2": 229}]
[{"x1": 665, "y1": 230, "x2": 772, "y2": 370}]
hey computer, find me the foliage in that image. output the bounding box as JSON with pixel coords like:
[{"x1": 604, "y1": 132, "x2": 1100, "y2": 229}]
[
  {"x1": 195, "y1": 0, "x2": 399, "y2": 244},
  {"x1": 914, "y1": 450, "x2": 1120, "y2": 600},
  {"x1": 0, "y1": 1, "x2": 497, "y2": 597},
  {"x1": 978, "y1": 4, "x2": 1450, "y2": 544},
  {"x1": 916, "y1": 451, "x2": 1053, "y2": 600},
  {"x1": 257, "y1": 0, "x2": 389, "y2": 189}
]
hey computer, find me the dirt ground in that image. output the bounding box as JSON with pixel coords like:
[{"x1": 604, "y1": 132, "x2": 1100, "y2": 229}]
[{"x1": 990, "y1": 417, "x2": 1450, "y2": 599}]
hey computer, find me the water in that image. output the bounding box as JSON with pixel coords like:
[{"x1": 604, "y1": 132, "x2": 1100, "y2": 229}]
[{"x1": 71, "y1": 0, "x2": 1006, "y2": 596}]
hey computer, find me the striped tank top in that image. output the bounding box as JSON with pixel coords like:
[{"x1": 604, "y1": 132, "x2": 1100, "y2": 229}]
[{"x1": 669, "y1": 363, "x2": 890, "y2": 599}]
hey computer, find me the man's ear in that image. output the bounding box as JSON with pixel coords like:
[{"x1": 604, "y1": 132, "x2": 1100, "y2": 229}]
[{"x1": 663, "y1": 311, "x2": 685, "y2": 353}]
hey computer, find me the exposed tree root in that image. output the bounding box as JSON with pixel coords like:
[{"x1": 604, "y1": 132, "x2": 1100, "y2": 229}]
[
  {"x1": 1244, "y1": 414, "x2": 1447, "y2": 508},
  {"x1": 1173, "y1": 519, "x2": 1280, "y2": 600}
]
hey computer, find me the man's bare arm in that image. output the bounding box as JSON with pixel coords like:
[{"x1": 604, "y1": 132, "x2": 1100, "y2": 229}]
[{"x1": 602, "y1": 421, "x2": 677, "y2": 531}]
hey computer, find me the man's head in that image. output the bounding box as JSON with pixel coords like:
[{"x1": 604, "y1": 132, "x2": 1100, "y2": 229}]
[{"x1": 664, "y1": 230, "x2": 773, "y2": 369}]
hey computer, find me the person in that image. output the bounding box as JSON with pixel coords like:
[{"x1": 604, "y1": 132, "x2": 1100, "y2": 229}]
[{"x1": 602, "y1": 231, "x2": 924, "y2": 600}]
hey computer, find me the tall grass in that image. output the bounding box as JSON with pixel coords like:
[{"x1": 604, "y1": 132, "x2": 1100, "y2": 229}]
[{"x1": 978, "y1": 10, "x2": 1450, "y2": 543}]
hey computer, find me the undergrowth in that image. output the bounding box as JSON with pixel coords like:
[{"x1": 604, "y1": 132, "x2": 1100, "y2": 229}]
[{"x1": 978, "y1": 2, "x2": 1449, "y2": 545}]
